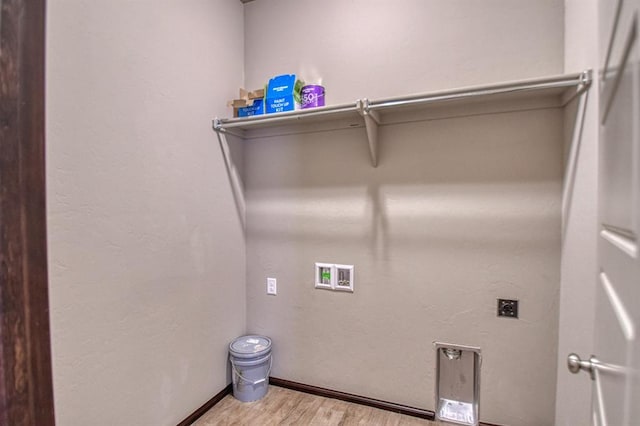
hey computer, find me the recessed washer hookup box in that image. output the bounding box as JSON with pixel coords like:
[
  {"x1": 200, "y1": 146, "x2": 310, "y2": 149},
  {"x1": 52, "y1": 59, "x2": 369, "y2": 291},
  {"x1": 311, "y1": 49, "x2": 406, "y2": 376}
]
[{"x1": 265, "y1": 74, "x2": 303, "y2": 114}]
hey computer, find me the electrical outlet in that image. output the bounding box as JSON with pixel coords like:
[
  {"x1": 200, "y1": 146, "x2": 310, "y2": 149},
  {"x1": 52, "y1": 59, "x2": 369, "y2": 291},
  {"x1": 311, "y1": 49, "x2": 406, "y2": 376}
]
[
  {"x1": 497, "y1": 299, "x2": 518, "y2": 318},
  {"x1": 267, "y1": 278, "x2": 277, "y2": 295}
]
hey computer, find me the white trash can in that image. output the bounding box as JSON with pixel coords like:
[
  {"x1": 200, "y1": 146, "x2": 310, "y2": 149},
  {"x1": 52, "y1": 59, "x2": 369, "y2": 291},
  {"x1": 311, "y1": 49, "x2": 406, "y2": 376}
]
[{"x1": 229, "y1": 335, "x2": 272, "y2": 402}]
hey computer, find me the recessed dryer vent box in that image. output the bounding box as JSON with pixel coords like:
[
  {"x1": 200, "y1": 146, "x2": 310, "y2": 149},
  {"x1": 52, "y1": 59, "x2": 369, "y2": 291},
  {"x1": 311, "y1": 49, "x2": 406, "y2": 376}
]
[{"x1": 434, "y1": 342, "x2": 481, "y2": 426}]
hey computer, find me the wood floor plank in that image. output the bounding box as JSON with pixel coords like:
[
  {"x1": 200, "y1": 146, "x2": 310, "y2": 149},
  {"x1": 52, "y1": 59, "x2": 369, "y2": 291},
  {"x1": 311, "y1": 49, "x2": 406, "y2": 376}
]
[
  {"x1": 377, "y1": 410, "x2": 401, "y2": 426},
  {"x1": 194, "y1": 386, "x2": 436, "y2": 425},
  {"x1": 279, "y1": 390, "x2": 325, "y2": 425},
  {"x1": 339, "y1": 402, "x2": 373, "y2": 425},
  {"x1": 266, "y1": 387, "x2": 303, "y2": 424},
  {"x1": 307, "y1": 398, "x2": 346, "y2": 425}
]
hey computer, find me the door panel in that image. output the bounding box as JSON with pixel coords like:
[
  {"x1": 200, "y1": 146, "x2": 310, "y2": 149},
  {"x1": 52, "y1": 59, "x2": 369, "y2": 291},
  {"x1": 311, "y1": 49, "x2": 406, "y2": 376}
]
[
  {"x1": 596, "y1": 0, "x2": 640, "y2": 425},
  {"x1": 594, "y1": 273, "x2": 630, "y2": 426},
  {"x1": 600, "y1": 236, "x2": 638, "y2": 307},
  {"x1": 599, "y1": 0, "x2": 622, "y2": 67},
  {"x1": 601, "y1": 0, "x2": 635, "y2": 82},
  {"x1": 600, "y1": 17, "x2": 637, "y2": 234}
]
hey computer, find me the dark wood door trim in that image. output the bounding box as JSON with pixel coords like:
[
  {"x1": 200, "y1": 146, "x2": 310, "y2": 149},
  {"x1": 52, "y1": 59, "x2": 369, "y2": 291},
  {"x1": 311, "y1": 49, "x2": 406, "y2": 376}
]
[{"x1": 0, "y1": 0, "x2": 55, "y2": 424}]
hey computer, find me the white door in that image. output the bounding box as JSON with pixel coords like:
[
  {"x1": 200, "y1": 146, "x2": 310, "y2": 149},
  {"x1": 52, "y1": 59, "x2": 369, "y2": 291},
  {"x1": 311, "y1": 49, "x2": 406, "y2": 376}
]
[{"x1": 577, "y1": 0, "x2": 640, "y2": 424}]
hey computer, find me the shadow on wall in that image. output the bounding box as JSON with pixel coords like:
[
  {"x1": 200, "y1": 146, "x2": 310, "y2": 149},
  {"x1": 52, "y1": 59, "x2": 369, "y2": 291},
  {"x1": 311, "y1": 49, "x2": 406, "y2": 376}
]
[
  {"x1": 234, "y1": 108, "x2": 564, "y2": 261},
  {"x1": 561, "y1": 90, "x2": 590, "y2": 244},
  {"x1": 217, "y1": 133, "x2": 247, "y2": 232}
]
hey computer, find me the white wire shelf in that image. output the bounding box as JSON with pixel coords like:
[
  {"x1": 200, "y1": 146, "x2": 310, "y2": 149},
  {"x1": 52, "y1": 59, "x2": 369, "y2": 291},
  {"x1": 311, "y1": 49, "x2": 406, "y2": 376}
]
[{"x1": 213, "y1": 70, "x2": 592, "y2": 167}]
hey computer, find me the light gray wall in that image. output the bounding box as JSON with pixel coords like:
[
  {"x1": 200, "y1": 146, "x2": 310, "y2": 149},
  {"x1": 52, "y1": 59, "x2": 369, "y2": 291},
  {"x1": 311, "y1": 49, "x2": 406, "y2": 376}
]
[
  {"x1": 244, "y1": 1, "x2": 565, "y2": 425},
  {"x1": 556, "y1": 1, "x2": 599, "y2": 425},
  {"x1": 245, "y1": 109, "x2": 563, "y2": 426},
  {"x1": 244, "y1": 0, "x2": 564, "y2": 102},
  {"x1": 46, "y1": 1, "x2": 245, "y2": 425}
]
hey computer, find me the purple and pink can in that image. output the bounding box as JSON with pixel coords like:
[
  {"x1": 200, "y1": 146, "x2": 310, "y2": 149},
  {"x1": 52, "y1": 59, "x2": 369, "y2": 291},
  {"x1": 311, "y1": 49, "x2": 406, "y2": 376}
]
[{"x1": 300, "y1": 85, "x2": 325, "y2": 109}]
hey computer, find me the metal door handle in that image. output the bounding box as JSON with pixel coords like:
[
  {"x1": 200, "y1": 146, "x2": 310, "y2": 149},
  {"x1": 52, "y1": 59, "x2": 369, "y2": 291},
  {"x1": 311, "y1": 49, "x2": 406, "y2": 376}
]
[{"x1": 567, "y1": 353, "x2": 599, "y2": 380}]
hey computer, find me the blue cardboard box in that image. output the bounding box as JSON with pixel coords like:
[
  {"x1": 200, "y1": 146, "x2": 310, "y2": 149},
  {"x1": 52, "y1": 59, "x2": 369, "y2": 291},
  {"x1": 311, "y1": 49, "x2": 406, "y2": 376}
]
[
  {"x1": 266, "y1": 74, "x2": 302, "y2": 114},
  {"x1": 229, "y1": 88, "x2": 265, "y2": 117},
  {"x1": 237, "y1": 99, "x2": 264, "y2": 117}
]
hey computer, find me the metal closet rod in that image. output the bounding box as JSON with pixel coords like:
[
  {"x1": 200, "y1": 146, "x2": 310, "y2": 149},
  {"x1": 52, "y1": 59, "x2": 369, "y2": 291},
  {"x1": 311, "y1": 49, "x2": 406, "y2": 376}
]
[
  {"x1": 213, "y1": 70, "x2": 591, "y2": 131},
  {"x1": 366, "y1": 70, "x2": 592, "y2": 111}
]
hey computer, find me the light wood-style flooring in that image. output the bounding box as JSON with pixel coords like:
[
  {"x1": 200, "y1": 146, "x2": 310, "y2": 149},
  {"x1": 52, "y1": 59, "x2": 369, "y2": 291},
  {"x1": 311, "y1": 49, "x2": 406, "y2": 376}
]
[{"x1": 193, "y1": 386, "x2": 437, "y2": 425}]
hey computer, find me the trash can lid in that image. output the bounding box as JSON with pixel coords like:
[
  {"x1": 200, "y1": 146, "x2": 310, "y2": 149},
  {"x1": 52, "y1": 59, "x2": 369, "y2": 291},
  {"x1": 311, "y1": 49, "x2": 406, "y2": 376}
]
[{"x1": 229, "y1": 335, "x2": 272, "y2": 358}]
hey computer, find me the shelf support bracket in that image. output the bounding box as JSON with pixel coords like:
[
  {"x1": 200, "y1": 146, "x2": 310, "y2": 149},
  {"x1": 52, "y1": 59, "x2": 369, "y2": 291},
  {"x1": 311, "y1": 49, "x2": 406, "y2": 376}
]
[
  {"x1": 562, "y1": 69, "x2": 593, "y2": 106},
  {"x1": 579, "y1": 69, "x2": 593, "y2": 86},
  {"x1": 357, "y1": 99, "x2": 380, "y2": 167},
  {"x1": 212, "y1": 117, "x2": 223, "y2": 133}
]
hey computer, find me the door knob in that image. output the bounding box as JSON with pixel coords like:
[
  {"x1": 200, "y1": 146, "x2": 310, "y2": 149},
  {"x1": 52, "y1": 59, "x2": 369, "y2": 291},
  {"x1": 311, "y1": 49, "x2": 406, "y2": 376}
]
[{"x1": 567, "y1": 353, "x2": 598, "y2": 379}]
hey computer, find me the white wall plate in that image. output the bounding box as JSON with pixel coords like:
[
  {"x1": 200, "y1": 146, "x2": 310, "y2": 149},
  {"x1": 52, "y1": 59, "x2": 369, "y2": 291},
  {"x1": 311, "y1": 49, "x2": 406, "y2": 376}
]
[
  {"x1": 334, "y1": 264, "x2": 354, "y2": 292},
  {"x1": 315, "y1": 262, "x2": 334, "y2": 289}
]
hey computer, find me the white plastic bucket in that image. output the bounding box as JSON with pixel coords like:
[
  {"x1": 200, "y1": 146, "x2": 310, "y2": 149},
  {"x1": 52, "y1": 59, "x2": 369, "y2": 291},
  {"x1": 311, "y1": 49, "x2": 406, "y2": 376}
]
[{"x1": 229, "y1": 335, "x2": 272, "y2": 402}]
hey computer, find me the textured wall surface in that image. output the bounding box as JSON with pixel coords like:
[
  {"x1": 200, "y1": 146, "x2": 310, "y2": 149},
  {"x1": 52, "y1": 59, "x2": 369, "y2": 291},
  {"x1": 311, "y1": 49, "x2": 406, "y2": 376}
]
[
  {"x1": 555, "y1": 1, "x2": 599, "y2": 425},
  {"x1": 44, "y1": 1, "x2": 570, "y2": 425},
  {"x1": 243, "y1": 1, "x2": 565, "y2": 425},
  {"x1": 244, "y1": 0, "x2": 564, "y2": 103},
  {"x1": 46, "y1": 1, "x2": 246, "y2": 425},
  {"x1": 244, "y1": 107, "x2": 564, "y2": 426}
]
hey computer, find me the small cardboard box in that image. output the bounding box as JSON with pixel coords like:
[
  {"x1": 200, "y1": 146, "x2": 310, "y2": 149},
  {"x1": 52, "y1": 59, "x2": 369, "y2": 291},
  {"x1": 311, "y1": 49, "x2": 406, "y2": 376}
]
[
  {"x1": 245, "y1": 88, "x2": 265, "y2": 99},
  {"x1": 236, "y1": 98, "x2": 264, "y2": 117},
  {"x1": 265, "y1": 74, "x2": 304, "y2": 114},
  {"x1": 228, "y1": 88, "x2": 265, "y2": 117}
]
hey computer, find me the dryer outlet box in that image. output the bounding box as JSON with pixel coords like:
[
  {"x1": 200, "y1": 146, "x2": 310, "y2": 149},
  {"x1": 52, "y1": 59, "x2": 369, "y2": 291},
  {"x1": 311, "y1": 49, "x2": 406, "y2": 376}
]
[{"x1": 497, "y1": 299, "x2": 518, "y2": 318}]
